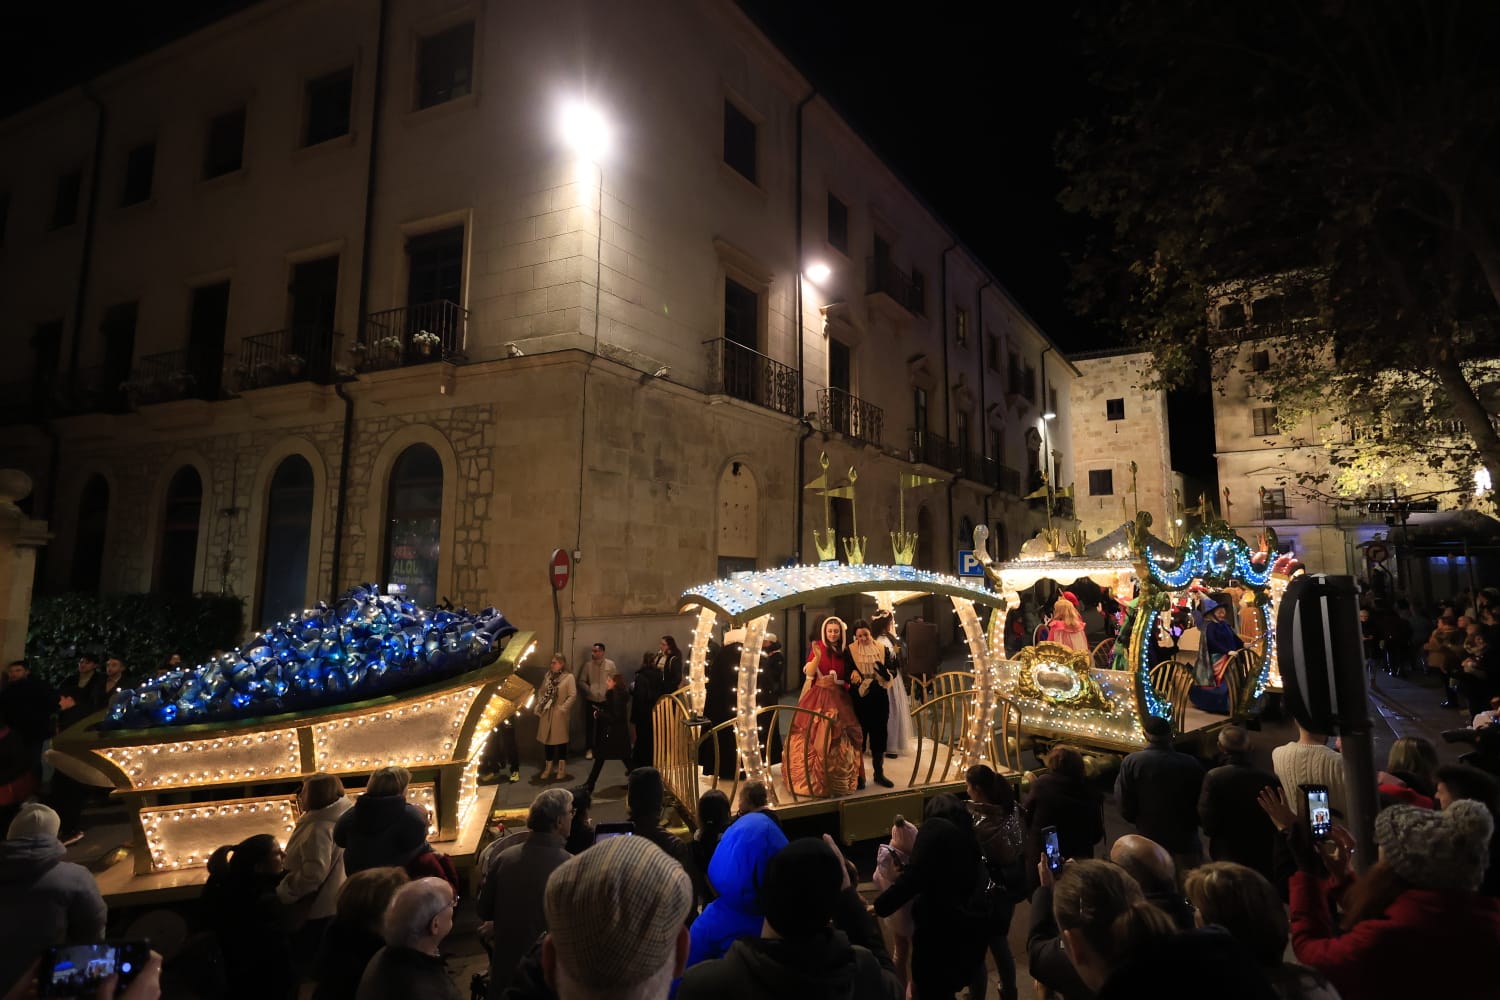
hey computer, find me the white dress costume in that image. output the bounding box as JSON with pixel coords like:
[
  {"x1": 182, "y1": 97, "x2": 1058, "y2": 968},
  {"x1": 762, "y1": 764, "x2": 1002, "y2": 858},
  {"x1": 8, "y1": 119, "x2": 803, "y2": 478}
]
[{"x1": 881, "y1": 634, "x2": 913, "y2": 754}]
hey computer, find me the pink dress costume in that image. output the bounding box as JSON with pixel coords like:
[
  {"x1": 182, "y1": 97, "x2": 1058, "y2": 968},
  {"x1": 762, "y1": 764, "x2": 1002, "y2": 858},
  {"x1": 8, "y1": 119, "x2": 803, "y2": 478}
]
[{"x1": 785, "y1": 631, "x2": 864, "y2": 796}]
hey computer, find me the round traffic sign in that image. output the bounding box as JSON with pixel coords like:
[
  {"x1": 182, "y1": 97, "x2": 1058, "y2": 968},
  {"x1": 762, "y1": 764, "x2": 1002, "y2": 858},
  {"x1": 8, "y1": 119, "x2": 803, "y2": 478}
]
[
  {"x1": 549, "y1": 548, "x2": 572, "y2": 590},
  {"x1": 1365, "y1": 542, "x2": 1389, "y2": 564}
]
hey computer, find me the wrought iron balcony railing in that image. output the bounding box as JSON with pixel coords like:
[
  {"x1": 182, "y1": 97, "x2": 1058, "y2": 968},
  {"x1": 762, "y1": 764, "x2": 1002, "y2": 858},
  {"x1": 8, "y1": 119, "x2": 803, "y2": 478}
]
[
  {"x1": 703, "y1": 338, "x2": 799, "y2": 417},
  {"x1": 67, "y1": 365, "x2": 131, "y2": 415},
  {"x1": 359, "y1": 300, "x2": 468, "y2": 371},
  {"x1": 819, "y1": 387, "x2": 883, "y2": 448},
  {"x1": 235, "y1": 326, "x2": 335, "y2": 391},
  {"x1": 124, "y1": 349, "x2": 231, "y2": 405},
  {"x1": 865, "y1": 257, "x2": 924, "y2": 316},
  {"x1": 909, "y1": 430, "x2": 955, "y2": 471}
]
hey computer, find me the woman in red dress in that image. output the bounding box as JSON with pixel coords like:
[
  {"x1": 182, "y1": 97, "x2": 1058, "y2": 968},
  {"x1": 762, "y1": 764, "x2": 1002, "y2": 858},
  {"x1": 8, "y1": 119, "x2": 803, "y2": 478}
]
[{"x1": 785, "y1": 616, "x2": 865, "y2": 796}]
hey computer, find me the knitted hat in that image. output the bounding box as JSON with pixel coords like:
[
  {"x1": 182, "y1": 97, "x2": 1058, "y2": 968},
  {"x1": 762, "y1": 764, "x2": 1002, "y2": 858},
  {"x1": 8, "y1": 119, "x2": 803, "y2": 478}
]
[
  {"x1": 761, "y1": 838, "x2": 844, "y2": 937},
  {"x1": 1376, "y1": 800, "x2": 1494, "y2": 892},
  {"x1": 544, "y1": 835, "x2": 691, "y2": 989},
  {"x1": 7, "y1": 802, "x2": 61, "y2": 841}
]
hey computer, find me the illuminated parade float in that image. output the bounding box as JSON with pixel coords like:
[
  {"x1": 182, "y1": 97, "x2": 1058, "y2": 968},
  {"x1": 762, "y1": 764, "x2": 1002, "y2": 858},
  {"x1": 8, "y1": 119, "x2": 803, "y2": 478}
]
[{"x1": 49, "y1": 585, "x2": 535, "y2": 896}]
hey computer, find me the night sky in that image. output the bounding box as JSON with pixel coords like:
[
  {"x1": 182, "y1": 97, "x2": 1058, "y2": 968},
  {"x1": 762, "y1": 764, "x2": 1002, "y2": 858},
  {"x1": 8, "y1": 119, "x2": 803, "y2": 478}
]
[{"x1": 3, "y1": 3, "x2": 1210, "y2": 472}]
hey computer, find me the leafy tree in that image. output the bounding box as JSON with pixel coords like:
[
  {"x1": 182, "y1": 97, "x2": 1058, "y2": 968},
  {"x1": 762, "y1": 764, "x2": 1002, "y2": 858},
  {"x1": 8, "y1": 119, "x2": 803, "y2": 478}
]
[{"x1": 1058, "y1": 0, "x2": 1500, "y2": 506}]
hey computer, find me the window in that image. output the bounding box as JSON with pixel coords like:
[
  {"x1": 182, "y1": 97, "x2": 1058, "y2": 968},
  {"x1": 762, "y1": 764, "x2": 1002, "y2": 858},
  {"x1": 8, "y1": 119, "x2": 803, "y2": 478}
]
[
  {"x1": 303, "y1": 68, "x2": 353, "y2": 146},
  {"x1": 1251, "y1": 349, "x2": 1271, "y2": 373},
  {"x1": 1252, "y1": 406, "x2": 1279, "y2": 436},
  {"x1": 203, "y1": 107, "x2": 246, "y2": 178},
  {"x1": 51, "y1": 170, "x2": 82, "y2": 229},
  {"x1": 956, "y1": 410, "x2": 971, "y2": 459},
  {"x1": 100, "y1": 302, "x2": 138, "y2": 407},
  {"x1": 1007, "y1": 351, "x2": 1022, "y2": 395},
  {"x1": 913, "y1": 388, "x2": 928, "y2": 443},
  {"x1": 910, "y1": 268, "x2": 926, "y2": 316},
  {"x1": 258, "y1": 456, "x2": 314, "y2": 628},
  {"x1": 70, "y1": 475, "x2": 109, "y2": 594},
  {"x1": 1106, "y1": 398, "x2": 1125, "y2": 421},
  {"x1": 1261, "y1": 488, "x2": 1289, "y2": 519},
  {"x1": 156, "y1": 466, "x2": 203, "y2": 595},
  {"x1": 384, "y1": 444, "x2": 443, "y2": 608},
  {"x1": 826, "y1": 193, "x2": 848, "y2": 254},
  {"x1": 987, "y1": 333, "x2": 1000, "y2": 373},
  {"x1": 188, "y1": 282, "x2": 231, "y2": 399},
  {"x1": 1047, "y1": 384, "x2": 1058, "y2": 414},
  {"x1": 955, "y1": 308, "x2": 969, "y2": 347},
  {"x1": 1024, "y1": 365, "x2": 1036, "y2": 402},
  {"x1": 416, "y1": 22, "x2": 475, "y2": 109},
  {"x1": 723, "y1": 99, "x2": 757, "y2": 183},
  {"x1": 1217, "y1": 302, "x2": 1245, "y2": 329},
  {"x1": 1089, "y1": 469, "x2": 1114, "y2": 496},
  {"x1": 120, "y1": 142, "x2": 155, "y2": 205}
]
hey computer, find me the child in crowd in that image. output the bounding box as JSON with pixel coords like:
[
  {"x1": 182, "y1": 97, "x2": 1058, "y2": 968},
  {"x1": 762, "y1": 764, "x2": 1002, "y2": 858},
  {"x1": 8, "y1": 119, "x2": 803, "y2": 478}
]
[{"x1": 873, "y1": 814, "x2": 918, "y2": 992}]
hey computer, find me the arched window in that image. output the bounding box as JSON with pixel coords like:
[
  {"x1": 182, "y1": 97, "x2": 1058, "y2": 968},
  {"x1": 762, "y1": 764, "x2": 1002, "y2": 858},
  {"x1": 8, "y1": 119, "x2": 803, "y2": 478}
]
[
  {"x1": 258, "y1": 456, "x2": 314, "y2": 627},
  {"x1": 383, "y1": 444, "x2": 442, "y2": 607},
  {"x1": 156, "y1": 466, "x2": 202, "y2": 595},
  {"x1": 70, "y1": 475, "x2": 109, "y2": 593}
]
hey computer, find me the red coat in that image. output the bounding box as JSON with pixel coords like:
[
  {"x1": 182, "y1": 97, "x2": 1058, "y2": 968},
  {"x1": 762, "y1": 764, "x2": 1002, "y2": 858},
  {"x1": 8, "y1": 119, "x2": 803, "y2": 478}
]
[{"x1": 1290, "y1": 871, "x2": 1500, "y2": 999}]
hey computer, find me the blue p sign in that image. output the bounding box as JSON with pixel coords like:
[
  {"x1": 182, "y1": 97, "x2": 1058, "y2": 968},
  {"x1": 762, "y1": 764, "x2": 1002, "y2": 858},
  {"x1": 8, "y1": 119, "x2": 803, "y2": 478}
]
[{"x1": 957, "y1": 549, "x2": 984, "y2": 577}]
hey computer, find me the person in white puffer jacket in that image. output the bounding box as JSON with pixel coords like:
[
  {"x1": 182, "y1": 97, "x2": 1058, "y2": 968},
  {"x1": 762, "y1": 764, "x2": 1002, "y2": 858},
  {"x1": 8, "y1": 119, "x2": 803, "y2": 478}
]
[{"x1": 277, "y1": 773, "x2": 353, "y2": 962}]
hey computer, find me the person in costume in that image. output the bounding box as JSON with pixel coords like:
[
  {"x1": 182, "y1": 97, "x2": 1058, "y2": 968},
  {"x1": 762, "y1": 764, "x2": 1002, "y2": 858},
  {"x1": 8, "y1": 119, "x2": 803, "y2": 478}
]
[
  {"x1": 785, "y1": 616, "x2": 863, "y2": 795},
  {"x1": 871, "y1": 609, "x2": 912, "y2": 756},
  {"x1": 849, "y1": 619, "x2": 896, "y2": 788}
]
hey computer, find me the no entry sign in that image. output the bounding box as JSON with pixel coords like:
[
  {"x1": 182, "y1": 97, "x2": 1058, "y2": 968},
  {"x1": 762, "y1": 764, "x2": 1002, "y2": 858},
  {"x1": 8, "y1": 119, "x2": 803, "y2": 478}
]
[{"x1": 550, "y1": 548, "x2": 572, "y2": 590}]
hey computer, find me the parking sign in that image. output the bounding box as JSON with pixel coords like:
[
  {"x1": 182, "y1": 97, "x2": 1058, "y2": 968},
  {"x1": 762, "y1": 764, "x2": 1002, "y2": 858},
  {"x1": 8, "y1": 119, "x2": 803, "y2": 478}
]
[{"x1": 956, "y1": 549, "x2": 984, "y2": 577}]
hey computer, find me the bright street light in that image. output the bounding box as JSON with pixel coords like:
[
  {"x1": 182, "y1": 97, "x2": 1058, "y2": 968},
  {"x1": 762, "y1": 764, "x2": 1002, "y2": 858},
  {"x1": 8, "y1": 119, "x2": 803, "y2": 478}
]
[
  {"x1": 559, "y1": 99, "x2": 610, "y2": 161},
  {"x1": 1042, "y1": 411, "x2": 1057, "y2": 421},
  {"x1": 805, "y1": 262, "x2": 831, "y2": 283}
]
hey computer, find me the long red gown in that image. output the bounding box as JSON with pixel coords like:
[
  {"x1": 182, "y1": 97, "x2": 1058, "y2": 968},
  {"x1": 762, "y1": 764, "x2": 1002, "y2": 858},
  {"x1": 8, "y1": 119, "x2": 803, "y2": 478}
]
[{"x1": 784, "y1": 640, "x2": 864, "y2": 796}]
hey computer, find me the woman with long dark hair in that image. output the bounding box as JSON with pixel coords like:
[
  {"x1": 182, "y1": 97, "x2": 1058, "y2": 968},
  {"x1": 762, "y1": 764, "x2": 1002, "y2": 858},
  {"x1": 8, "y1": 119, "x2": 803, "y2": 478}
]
[
  {"x1": 1022, "y1": 745, "x2": 1105, "y2": 889},
  {"x1": 204, "y1": 833, "x2": 295, "y2": 999},
  {"x1": 967, "y1": 764, "x2": 1022, "y2": 1000},
  {"x1": 658, "y1": 635, "x2": 684, "y2": 693}
]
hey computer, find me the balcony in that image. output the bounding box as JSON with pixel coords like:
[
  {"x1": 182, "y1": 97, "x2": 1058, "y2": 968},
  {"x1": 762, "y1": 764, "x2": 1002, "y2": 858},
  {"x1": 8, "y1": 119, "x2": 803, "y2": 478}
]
[
  {"x1": 865, "y1": 257, "x2": 923, "y2": 316},
  {"x1": 909, "y1": 430, "x2": 955, "y2": 471},
  {"x1": 67, "y1": 366, "x2": 131, "y2": 415},
  {"x1": 818, "y1": 387, "x2": 883, "y2": 448},
  {"x1": 359, "y1": 300, "x2": 467, "y2": 371},
  {"x1": 235, "y1": 326, "x2": 336, "y2": 392},
  {"x1": 985, "y1": 460, "x2": 1023, "y2": 496},
  {"x1": 123, "y1": 349, "x2": 230, "y2": 406},
  {"x1": 703, "y1": 338, "x2": 799, "y2": 418}
]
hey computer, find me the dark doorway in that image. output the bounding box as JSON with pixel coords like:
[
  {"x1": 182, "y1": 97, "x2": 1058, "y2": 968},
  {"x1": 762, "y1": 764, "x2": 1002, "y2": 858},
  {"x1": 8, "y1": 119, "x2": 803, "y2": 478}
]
[
  {"x1": 289, "y1": 256, "x2": 338, "y2": 377},
  {"x1": 70, "y1": 476, "x2": 109, "y2": 593},
  {"x1": 156, "y1": 466, "x2": 203, "y2": 595},
  {"x1": 188, "y1": 282, "x2": 231, "y2": 399},
  {"x1": 258, "y1": 456, "x2": 315, "y2": 627},
  {"x1": 407, "y1": 228, "x2": 464, "y2": 308},
  {"x1": 722, "y1": 277, "x2": 760, "y2": 403},
  {"x1": 100, "y1": 303, "x2": 137, "y2": 411},
  {"x1": 383, "y1": 445, "x2": 443, "y2": 608}
]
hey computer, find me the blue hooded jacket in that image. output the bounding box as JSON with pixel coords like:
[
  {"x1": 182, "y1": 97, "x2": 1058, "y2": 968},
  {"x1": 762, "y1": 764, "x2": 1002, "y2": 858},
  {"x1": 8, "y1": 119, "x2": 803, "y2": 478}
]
[{"x1": 685, "y1": 811, "x2": 789, "y2": 967}]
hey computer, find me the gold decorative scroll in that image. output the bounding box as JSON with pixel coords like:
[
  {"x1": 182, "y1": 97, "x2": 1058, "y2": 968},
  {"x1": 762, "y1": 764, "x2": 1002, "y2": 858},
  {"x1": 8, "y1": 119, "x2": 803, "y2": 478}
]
[{"x1": 1015, "y1": 642, "x2": 1115, "y2": 713}]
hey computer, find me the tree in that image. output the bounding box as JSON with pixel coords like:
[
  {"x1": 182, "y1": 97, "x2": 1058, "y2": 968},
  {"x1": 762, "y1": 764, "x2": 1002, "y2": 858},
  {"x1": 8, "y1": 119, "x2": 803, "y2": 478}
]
[{"x1": 1058, "y1": 0, "x2": 1500, "y2": 507}]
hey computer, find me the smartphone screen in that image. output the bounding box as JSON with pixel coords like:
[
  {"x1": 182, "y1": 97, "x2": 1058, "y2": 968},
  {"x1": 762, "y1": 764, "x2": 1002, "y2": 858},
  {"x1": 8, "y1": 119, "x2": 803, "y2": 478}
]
[
  {"x1": 1043, "y1": 826, "x2": 1063, "y2": 874},
  {"x1": 594, "y1": 822, "x2": 634, "y2": 842},
  {"x1": 40, "y1": 941, "x2": 148, "y2": 997},
  {"x1": 1303, "y1": 785, "x2": 1332, "y2": 839}
]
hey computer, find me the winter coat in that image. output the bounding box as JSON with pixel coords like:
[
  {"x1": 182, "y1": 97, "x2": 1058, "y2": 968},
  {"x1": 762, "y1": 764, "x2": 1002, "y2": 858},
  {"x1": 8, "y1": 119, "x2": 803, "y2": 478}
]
[
  {"x1": 204, "y1": 869, "x2": 296, "y2": 1000},
  {"x1": 334, "y1": 793, "x2": 429, "y2": 875},
  {"x1": 1116, "y1": 745, "x2": 1205, "y2": 854},
  {"x1": 0, "y1": 673, "x2": 58, "y2": 745},
  {"x1": 592, "y1": 686, "x2": 631, "y2": 760},
  {"x1": 276, "y1": 795, "x2": 354, "y2": 925},
  {"x1": 356, "y1": 945, "x2": 462, "y2": 1000},
  {"x1": 313, "y1": 919, "x2": 385, "y2": 1000},
  {"x1": 687, "y1": 812, "x2": 790, "y2": 967},
  {"x1": 534, "y1": 670, "x2": 576, "y2": 746},
  {"x1": 872, "y1": 816, "x2": 990, "y2": 995},
  {"x1": 577, "y1": 655, "x2": 616, "y2": 704},
  {"x1": 678, "y1": 929, "x2": 897, "y2": 1000},
  {"x1": 0, "y1": 836, "x2": 108, "y2": 993},
  {"x1": 479, "y1": 831, "x2": 572, "y2": 998},
  {"x1": 1290, "y1": 871, "x2": 1500, "y2": 999},
  {"x1": 1198, "y1": 755, "x2": 1280, "y2": 879},
  {"x1": 1022, "y1": 771, "x2": 1105, "y2": 885},
  {"x1": 1094, "y1": 927, "x2": 1277, "y2": 1000},
  {"x1": 56, "y1": 669, "x2": 106, "y2": 731}
]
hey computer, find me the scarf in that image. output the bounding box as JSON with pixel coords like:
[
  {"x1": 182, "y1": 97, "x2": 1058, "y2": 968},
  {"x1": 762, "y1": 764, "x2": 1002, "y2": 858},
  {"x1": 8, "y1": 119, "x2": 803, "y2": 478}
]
[
  {"x1": 538, "y1": 669, "x2": 563, "y2": 713},
  {"x1": 850, "y1": 637, "x2": 888, "y2": 694}
]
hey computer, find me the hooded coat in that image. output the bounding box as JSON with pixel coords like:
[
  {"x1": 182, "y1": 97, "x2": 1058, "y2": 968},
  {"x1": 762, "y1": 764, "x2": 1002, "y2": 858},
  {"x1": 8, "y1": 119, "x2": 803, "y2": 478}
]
[
  {"x1": 276, "y1": 795, "x2": 354, "y2": 925},
  {"x1": 687, "y1": 812, "x2": 790, "y2": 967},
  {"x1": 333, "y1": 794, "x2": 429, "y2": 875},
  {"x1": 0, "y1": 836, "x2": 107, "y2": 993}
]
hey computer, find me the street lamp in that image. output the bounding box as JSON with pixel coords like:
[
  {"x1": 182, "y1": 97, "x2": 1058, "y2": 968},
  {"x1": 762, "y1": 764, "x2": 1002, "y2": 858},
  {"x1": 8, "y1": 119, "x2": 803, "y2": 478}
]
[
  {"x1": 558, "y1": 99, "x2": 610, "y2": 162},
  {"x1": 805, "y1": 262, "x2": 831, "y2": 283}
]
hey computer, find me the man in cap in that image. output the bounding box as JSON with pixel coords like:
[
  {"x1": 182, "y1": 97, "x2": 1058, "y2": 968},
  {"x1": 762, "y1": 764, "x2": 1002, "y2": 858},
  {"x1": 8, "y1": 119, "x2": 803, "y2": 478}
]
[{"x1": 543, "y1": 834, "x2": 693, "y2": 1000}]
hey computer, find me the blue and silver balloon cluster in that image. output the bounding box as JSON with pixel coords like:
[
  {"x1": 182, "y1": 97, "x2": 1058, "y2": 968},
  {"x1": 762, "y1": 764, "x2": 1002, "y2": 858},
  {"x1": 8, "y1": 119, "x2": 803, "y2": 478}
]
[{"x1": 100, "y1": 585, "x2": 517, "y2": 730}]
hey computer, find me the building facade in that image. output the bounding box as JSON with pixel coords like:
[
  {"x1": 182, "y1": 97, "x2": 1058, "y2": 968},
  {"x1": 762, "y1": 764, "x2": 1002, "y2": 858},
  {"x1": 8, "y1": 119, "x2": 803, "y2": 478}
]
[
  {"x1": 1067, "y1": 350, "x2": 1178, "y2": 546},
  {"x1": 0, "y1": 0, "x2": 1075, "y2": 676}
]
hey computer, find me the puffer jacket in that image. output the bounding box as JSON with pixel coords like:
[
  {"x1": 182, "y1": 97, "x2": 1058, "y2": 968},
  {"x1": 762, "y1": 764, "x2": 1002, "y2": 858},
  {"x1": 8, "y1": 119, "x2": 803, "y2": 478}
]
[
  {"x1": 0, "y1": 836, "x2": 108, "y2": 994},
  {"x1": 687, "y1": 812, "x2": 790, "y2": 967},
  {"x1": 276, "y1": 795, "x2": 353, "y2": 924},
  {"x1": 333, "y1": 793, "x2": 429, "y2": 875}
]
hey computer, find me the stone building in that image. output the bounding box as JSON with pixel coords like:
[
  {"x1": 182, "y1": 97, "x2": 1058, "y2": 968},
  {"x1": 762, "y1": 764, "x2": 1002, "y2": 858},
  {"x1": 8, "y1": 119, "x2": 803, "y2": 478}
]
[
  {"x1": 1067, "y1": 349, "x2": 1179, "y2": 546},
  {"x1": 0, "y1": 0, "x2": 1075, "y2": 679}
]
